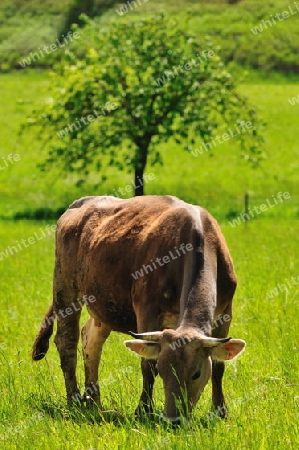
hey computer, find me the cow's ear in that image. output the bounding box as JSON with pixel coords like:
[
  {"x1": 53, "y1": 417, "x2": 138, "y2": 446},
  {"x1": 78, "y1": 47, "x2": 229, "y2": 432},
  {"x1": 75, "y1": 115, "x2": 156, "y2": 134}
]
[
  {"x1": 209, "y1": 339, "x2": 246, "y2": 361},
  {"x1": 124, "y1": 339, "x2": 161, "y2": 359}
]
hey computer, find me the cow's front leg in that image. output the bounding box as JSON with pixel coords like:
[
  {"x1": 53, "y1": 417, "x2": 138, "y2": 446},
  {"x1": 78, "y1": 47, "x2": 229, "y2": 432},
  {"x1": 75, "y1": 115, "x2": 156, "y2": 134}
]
[
  {"x1": 81, "y1": 317, "x2": 111, "y2": 408},
  {"x1": 211, "y1": 301, "x2": 232, "y2": 418},
  {"x1": 132, "y1": 296, "x2": 159, "y2": 417},
  {"x1": 211, "y1": 361, "x2": 227, "y2": 418},
  {"x1": 135, "y1": 358, "x2": 158, "y2": 416}
]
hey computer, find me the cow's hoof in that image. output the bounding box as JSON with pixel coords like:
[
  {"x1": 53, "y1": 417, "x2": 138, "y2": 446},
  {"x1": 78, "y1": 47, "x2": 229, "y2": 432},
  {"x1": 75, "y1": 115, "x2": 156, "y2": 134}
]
[
  {"x1": 84, "y1": 395, "x2": 101, "y2": 410},
  {"x1": 160, "y1": 414, "x2": 184, "y2": 427},
  {"x1": 67, "y1": 393, "x2": 84, "y2": 406},
  {"x1": 211, "y1": 404, "x2": 228, "y2": 419}
]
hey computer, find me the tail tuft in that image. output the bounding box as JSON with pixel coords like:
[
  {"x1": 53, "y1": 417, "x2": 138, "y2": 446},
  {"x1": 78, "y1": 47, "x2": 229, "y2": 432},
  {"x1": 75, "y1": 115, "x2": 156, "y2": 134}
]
[{"x1": 32, "y1": 304, "x2": 55, "y2": 361}]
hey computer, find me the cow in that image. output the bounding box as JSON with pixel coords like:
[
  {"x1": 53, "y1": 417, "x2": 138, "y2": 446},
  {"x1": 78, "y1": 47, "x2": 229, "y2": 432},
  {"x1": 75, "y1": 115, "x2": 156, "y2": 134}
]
[{"x1": 32, "y1": 195, "x2": 245, "y2": 424}]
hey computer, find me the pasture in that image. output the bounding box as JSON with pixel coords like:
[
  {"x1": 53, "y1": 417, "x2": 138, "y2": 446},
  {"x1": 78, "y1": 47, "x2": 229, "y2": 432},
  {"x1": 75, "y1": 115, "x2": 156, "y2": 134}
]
[
  {"x1": 0, "y1": 70, "x2": 298, "y2": 449},
  {"x1": 1, "y1": 71, "x2": 299, "y2": 220},
  {"x1": 0, "y1": 220, "x2": 298, "y2": 449},
  {"x1": 1, "y1": 0, "x2": 299, "y2": 446}
]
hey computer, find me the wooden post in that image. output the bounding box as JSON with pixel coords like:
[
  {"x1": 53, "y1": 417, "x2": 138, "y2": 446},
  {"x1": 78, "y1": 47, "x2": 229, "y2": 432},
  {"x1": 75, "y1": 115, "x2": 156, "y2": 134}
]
[{"x1": 245, "y1": 192, "x2": 249, "y2": 222}]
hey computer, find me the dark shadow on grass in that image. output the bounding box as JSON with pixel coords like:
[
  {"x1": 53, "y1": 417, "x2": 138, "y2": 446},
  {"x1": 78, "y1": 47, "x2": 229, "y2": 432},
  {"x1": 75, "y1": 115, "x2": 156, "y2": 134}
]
[
  {"x1": 226, "y1": 208, "x2": 239, "y2": 220},
  {"x1": 26, "y1": 393, "x2": 171, "y2": 429},
  {"x1": 133, "y1": 408, "x2": 226, "y2": 431},
  {"x1": 197, "y1": 415, "x2": 223, "y2": 429},
  {"x1": 25, "y1": 394, "x2": 130, "y2": 426},
  {"x1": 26, "y1": 393, "x2": 224, "y2": 430},
  {"x1": 0, "y1": 206, "x2": 67, "y2": 221}
]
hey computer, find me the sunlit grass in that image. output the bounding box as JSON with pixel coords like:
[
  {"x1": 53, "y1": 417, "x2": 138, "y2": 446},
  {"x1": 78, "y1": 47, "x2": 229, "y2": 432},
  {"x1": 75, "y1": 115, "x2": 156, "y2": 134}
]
[
  {"x1": 0, "y1": 72, "x2": 298, "y2": 221},
  {"x1": 0, "y1": 219, "x2": 298, "y2": 449}
]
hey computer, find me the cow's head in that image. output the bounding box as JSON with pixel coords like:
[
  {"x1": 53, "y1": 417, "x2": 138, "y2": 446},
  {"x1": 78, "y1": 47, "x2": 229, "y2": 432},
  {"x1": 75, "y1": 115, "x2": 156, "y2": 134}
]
[{"x1": 124, "y1": 328, "x2": 245, "y2": 423}]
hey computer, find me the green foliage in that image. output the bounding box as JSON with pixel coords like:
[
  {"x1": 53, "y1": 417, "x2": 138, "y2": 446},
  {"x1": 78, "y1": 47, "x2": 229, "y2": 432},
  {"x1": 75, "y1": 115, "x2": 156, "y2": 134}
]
[
  {"x1": 186, "y1": 1, "x2": 299, "y2": 74},
  {"x1": 0, "y1": 0, "x2": 73, "y2": 71},
  {"x1": 1, "y1": 0, "x2": 299, "y2": 73},
  {"x1": 24, "y1": 14, "x2": 265, "y2": 192}
]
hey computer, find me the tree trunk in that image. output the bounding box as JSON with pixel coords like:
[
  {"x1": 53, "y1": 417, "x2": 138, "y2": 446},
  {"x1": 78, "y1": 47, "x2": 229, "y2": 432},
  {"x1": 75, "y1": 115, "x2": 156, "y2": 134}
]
[
  {"x1": 135, "y1": 166, "x2": 145, "y2": 196},
  {"x1": 134, "y1": 137, "x2": 150, "y2": 196}
]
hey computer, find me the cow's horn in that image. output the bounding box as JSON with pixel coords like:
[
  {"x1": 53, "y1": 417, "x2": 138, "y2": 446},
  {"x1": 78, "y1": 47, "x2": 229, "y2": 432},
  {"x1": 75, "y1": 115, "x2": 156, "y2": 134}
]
[
  {"x1": 128, "y1": 331, "x2": 163, "y2": 341},
  {"x1": 201, "y1": 336, "x2": 232, "y2": 347}
]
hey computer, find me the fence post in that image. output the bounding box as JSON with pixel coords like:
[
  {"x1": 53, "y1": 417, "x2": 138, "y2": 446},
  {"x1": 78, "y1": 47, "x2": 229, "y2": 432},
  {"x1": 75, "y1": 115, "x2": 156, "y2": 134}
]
[{"x1": 245, "y1": 192, "x2": 249, "y2": 222}]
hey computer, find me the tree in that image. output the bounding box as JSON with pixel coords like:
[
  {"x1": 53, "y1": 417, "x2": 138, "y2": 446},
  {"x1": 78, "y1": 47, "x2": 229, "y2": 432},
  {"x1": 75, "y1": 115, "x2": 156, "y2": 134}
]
[{"x1": 24, "y1": 14, "x2": 265, "y2": 196}]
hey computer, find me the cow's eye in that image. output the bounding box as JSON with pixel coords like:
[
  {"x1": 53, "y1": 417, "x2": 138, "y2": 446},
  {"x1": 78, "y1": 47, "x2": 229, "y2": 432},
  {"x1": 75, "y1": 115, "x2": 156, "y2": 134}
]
[{"x1": 192, "y1": 370, "x2": 201, "y2": 381}]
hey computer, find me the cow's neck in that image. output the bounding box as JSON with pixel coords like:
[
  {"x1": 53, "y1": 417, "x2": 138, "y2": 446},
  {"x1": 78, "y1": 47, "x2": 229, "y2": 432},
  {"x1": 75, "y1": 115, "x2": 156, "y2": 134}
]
[
  {"x1": 179, "y1": 267, "x2": 216, "y2": 337},
  {"x1": 177, "y1": 227, "x2": 217, "y2": 336},
  {"x1": 179, "y1": 297, "x2": 214, "y2": 336}
]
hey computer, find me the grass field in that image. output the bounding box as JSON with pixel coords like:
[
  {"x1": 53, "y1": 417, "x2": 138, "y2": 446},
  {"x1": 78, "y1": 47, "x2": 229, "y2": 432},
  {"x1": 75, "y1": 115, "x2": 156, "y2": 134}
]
[
  {"x1": 0, "y1": 219, "x2": 298, "y2": 449},
  {"x1": 1, "y1": 5, "x2": 299, "y2": 448},
  {"x1": 1, "y1": 79, "x2": 299, "y2": 448},
  {"x1": 1, "y1": 71, "x2": 299, "y2": 221}
]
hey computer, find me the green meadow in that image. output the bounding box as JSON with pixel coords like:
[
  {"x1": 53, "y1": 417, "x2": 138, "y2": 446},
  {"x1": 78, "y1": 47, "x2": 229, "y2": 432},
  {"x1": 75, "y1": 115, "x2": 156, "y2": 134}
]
[
  {"x1": 0, "y1": 219, "x2": 298, "y2": 449},
  {"x1": 1, "y1": 71, "x2": 299, "y2": 220},
  {"x1": 1, "y1": 0, "x2": 299, "y2": 449}
]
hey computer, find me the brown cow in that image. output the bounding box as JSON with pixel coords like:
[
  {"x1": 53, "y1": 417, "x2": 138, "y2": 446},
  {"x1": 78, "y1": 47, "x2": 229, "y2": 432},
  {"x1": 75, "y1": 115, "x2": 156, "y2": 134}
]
[{"x1": 32, "y1": 195, "x2": 245, "y2": 424}]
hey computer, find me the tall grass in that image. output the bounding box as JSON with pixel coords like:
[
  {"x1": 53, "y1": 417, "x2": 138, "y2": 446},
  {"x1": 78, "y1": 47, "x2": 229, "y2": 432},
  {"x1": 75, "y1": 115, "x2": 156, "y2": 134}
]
[{"x1": 0, "y1": 219, "x2": 298, "y2": 449}]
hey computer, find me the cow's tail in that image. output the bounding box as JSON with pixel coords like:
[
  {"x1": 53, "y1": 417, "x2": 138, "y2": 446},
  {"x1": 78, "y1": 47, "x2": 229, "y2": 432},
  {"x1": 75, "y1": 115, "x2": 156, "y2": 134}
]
[{"x1": 32, "y1": 303, "x2": 55, "y2": 361}]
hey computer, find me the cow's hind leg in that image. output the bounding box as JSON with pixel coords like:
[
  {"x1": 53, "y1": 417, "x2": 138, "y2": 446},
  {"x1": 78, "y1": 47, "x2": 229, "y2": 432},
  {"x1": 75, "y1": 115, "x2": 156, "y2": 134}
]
[
  {"x1": 81, "y1": 317, "x2": 111, "y2": 407},
  {"x1": 211, "y1": 301, "x2": 232, "y2": 418},
  {"x1": 53, "y1": 290, "x2": 82, "y2": 403}
]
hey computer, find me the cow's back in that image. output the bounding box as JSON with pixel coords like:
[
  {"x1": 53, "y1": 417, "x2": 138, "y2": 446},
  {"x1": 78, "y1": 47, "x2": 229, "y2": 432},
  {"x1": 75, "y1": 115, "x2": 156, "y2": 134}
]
[
  {"x1": 55, "y1": 196, "x2": 198, "y2": 331},
  {"x1": 54, "y1": 195, "x2": 234, "y2": 333}
]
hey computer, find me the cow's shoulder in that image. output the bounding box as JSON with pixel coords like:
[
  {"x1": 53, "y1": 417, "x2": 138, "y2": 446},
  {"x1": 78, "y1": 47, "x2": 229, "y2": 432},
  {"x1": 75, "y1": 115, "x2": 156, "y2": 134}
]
[
  {"x1": 197, "y1": 207, "x2": 223, "y2": 248},
  {"x1": 56, "y1": 196, "x2": 116, "y2": 238},
  {"x1": 128, "y1": 196, "x2": 203, "y2": 242},
  {"x1": 199, "y1": 207, "x2": 236, "y2": 287}
]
